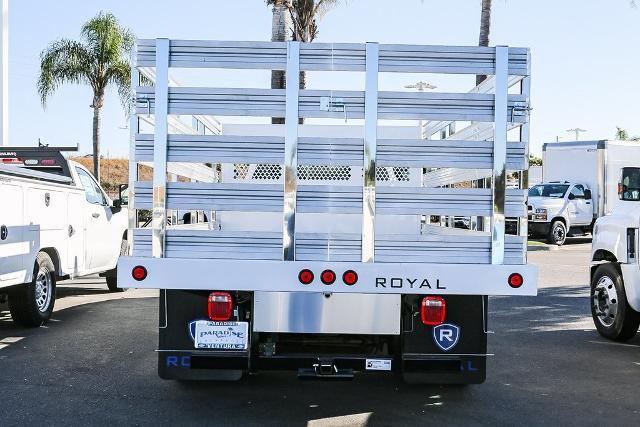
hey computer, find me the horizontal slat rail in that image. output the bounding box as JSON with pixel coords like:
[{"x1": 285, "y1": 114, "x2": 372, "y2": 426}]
[
  {"x1": 135, "y1": 133, "x2": 284, "y2": 164},
  {"x1": 136, "y1": 40, "x2": 528, "y2": 75},
  {"x1": 134, "y1": 134, "x2": 525, "y2": 170},
  {"x1": 132, "y1": 229, "x2": 525, "y2": 264},
  {"x1": 134, "y1": 181, "x2": 525, "y2": 216},
  {"x1": 135, "y1": 87, "x2": 528, "y2": 122},
  {"x1": 422, "y1": 74, "x2": 525, "y2": 138},
  {"x1": 378, "y1": 140, "x2": 526, "y2": 170}
]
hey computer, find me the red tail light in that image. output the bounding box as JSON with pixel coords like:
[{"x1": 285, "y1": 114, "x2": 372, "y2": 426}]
[
  {"x1": 208, "y1": 292, "x2": 233, "y2": 321},
  {"x1": 421, "y1": 296, "x2": 446, "y2": 326},
  {"x1": 131, "y1": 266, "x2": 147, "y2": 281},
  {"x1": 2, "y1": 157, "x2": 22, "y2": 164},
  {"x1": 342, "y1": 270, "x2": 358, "y2": 286},
  {"x1": 321, "y1": 269, "x2": 336, "y2": 285},
  {"x1": 508, "y1": 273, "x2": 523, "y2": 288},
  {"x1": 299, "y1": 269, "x2": 314, "y2": 285}
]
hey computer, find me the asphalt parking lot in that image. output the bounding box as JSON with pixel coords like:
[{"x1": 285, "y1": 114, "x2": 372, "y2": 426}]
[{"x1": 1, "y1": 239, "x2": 639, "y2": 426}]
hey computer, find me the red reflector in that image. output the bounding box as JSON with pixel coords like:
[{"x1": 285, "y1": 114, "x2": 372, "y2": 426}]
[
  {"x1": 41, "y1": 159, "x2": 56, "y2": 166},
  {"x1": 320, "y1": 269, "x2": 336, "y2": 285},
  {"x1": 2, "y1": 157, "x2": 22, "y2": 164},
  {"x1": 508, "y1": 273, "x2": 523, "y2": 288},
  {"x1": 131, "y1": 266, "x2": 147, "y2": 281},
  {"x1": 208, "y1": 292, "x2": 233, "y2": 321},
  {"x1": 299, "y1": 269, "x2": 314, "y2": 285},
  {"x1": 421, "y1": 296, "x2": 446, "y2": 326},
  {"x1": 342, "y1": 270, "x2": 358, "y2": 286}
]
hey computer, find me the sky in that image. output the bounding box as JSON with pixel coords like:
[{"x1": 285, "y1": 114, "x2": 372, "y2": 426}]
[{"x1": 6, "y1": 0, "x2": 640, "y2": 157}]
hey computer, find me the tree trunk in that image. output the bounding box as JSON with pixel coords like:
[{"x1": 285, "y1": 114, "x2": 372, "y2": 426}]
[
  {"x1": 476, "y1": 0, "x2": 492, "y2": 86},
  {"x1": 92, "y1": 105, "x2": 101, "y2": 181},
  {"x1": 271, "y1": 0, "x2": 291, "y2": 124}
]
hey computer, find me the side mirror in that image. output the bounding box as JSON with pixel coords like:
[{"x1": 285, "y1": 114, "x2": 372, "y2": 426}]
[
  {"x1": 118, "y1": 183, "x2": 129, "y2": 206},
  {"x1": 113, "y1": 199, "x2": 122, "y2": 208},
  {"x1": 568, "y1": 193, "x2": 576, "y2": 200},
  {"x1": 584, "y1": 189, "x2": 592, "y2": 200}
]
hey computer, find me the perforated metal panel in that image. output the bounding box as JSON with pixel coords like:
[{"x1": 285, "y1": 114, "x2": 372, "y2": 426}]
[{"x1": 376, "y1": 167, "x2": 410, "y2": 182}]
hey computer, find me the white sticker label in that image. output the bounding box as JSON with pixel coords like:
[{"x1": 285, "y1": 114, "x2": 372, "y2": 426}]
[{"x1": 365, "y1": 359, "x2": 392, "y2": 371}]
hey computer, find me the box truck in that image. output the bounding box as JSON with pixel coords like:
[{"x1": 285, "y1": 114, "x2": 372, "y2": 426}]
[
  {"x1": 117, "y1": 38, "x2": 537, "y2": 384},
  {"x1": 529, "y1": 140, "x2": 640, "y2": 245}
]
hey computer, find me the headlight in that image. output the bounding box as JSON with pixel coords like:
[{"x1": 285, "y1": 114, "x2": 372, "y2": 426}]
[{"x1": 534, "y1": 208, "x2": 547, "y2": 220}]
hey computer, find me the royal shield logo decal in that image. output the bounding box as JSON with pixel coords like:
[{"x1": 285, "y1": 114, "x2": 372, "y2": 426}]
[{"x1": 432, "y1": 323, "x2": 460, "y2": 352}]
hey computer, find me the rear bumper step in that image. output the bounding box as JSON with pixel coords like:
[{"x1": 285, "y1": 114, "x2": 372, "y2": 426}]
[{"x1": 159, "y1": 351, "x2": 486, "y2": 383}]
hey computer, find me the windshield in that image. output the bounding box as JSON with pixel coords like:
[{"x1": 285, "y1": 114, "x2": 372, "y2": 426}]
[
  {"x1": 528, "y1": 184, "x2": 569, "y2": 198},
  {"x1": 621, "y1": 168, "x2": 640, "y2": 201}
]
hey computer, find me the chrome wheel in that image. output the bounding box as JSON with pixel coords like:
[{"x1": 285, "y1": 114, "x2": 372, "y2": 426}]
[
  {"x1": 34, "y1": 267, "x2": 53, "y2": 313},
  {"x1": 593, "y1": 275, "x2": 618, "y2": 327}
]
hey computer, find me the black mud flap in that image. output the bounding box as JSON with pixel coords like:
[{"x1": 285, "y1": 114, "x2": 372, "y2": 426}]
[
  {"x1": 400, "y1": 295, "x2": 488, "y2": 385},
  {"x1": 157, "y1": 289, "x2": 249, "y2": 381}
]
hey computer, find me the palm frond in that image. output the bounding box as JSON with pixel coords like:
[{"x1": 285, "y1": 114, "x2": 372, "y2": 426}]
[
  {"x1": 37, "y1": 39, "x2": 93, "y2": 107},
  {"x1": 81, "y1": 11, "x2": 134, "y2": 69},
  {"x1": 106, "y1": 60, "x2": 132, "y2": 115},
  {"x1": 314, "y1": 0, "x2": 339, "y2": 19}
]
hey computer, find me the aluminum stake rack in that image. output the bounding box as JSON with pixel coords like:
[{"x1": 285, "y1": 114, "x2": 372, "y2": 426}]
[{"x1": 119, "y1": 39, "x2": 537, "y2": 296}]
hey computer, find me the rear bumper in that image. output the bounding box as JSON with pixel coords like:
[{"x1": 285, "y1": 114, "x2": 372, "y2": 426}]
[{"x1": 158, "y1": 350, "x2": 486, "y2": 384}]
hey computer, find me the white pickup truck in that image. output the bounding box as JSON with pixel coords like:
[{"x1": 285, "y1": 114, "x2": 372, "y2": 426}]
[
  {"x1": 528, "y1": 181, "x2": 594, "y2": 245},
  {"x1": 0, "y1": 146, "x2": 128, "y2": 326},
  {"x1": 590, "y1": 166, "x2": 640, "y2": 341}
]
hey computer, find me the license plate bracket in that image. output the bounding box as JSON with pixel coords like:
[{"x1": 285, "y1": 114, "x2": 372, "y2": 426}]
[{"x1": 193, "y1": 321, "x2": 249, "y2": 350}]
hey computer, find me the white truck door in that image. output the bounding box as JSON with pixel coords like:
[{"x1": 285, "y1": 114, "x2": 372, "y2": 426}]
[
  {"x1": 569, "y1": 184, "x2": 593, "y2": 225},
  {"x1": 74, "y1": 167, "x2": 113, "y2": 270},
  {"x1": 66, "y1": 191, "x2": 85, "y2": 274},
  {"x1": 0, "y1": 182, "x2": 25, "y2": 282}
]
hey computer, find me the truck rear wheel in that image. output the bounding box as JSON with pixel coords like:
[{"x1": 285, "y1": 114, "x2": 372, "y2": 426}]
[
  {"x1": 8, "y1": 252, "x2": 56, "y2": 327},
  {"x1": 591, "y1": 263, "x2": 640, "y2": 341},
  {"x1": 547, "y1": 220, "x2": 566, "y2": 245}
]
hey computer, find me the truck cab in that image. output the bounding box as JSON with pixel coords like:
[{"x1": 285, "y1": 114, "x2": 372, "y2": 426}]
[
  {"x1": 590, "y1": 167, "x2": 640, "y2": 341},
  {"x1": 528, "y1": 181, "x2": 594, "y2": 245}
]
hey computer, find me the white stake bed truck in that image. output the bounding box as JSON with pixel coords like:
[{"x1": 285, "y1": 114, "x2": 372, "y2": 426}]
[
  {"x1": 0, "y1": 146, "x2": 128, "y2": 326},
  {"x1": 118, "y1": 39, "x2": 538, "y2": 384}
]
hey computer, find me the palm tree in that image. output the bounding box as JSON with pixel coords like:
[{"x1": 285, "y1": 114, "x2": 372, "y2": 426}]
[
  {"x1": 615, "y1": 126, "x2": 640, "y2": 141},
  {"x1": 286, "y1": 0, "x2": 338, "y2": 91},
  {"x1": 476, "y1": 0, "x2": 492, "y2": 85},
  {"x1": 38, "y1": 12, "x2": 134, "y2": 181},
  {"x1": 266, "y1": 0, "x2": 338, "y2": 123},
  {"x1": 266, "y1": 0, "x2": 292, "y2": 124}
]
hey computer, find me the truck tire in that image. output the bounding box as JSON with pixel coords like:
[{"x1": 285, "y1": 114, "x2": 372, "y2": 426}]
[
  {"x1": 547, "y1": 220, "x2": 566, "y2": 245},
  {"x1": 8, "y1": 252, "x2": 56, "y2": 327},
  {"x1": 591, "y1": 263, "x2": 640, "y2": 341},
  {"x1": 106, "y1": 238, "x2": 128, "y2": 293}
]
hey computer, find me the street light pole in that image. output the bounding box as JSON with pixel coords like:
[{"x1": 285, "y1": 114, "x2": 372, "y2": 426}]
[{"x1": 566, "y1": 127, "x2": 587, "y2": 140}]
